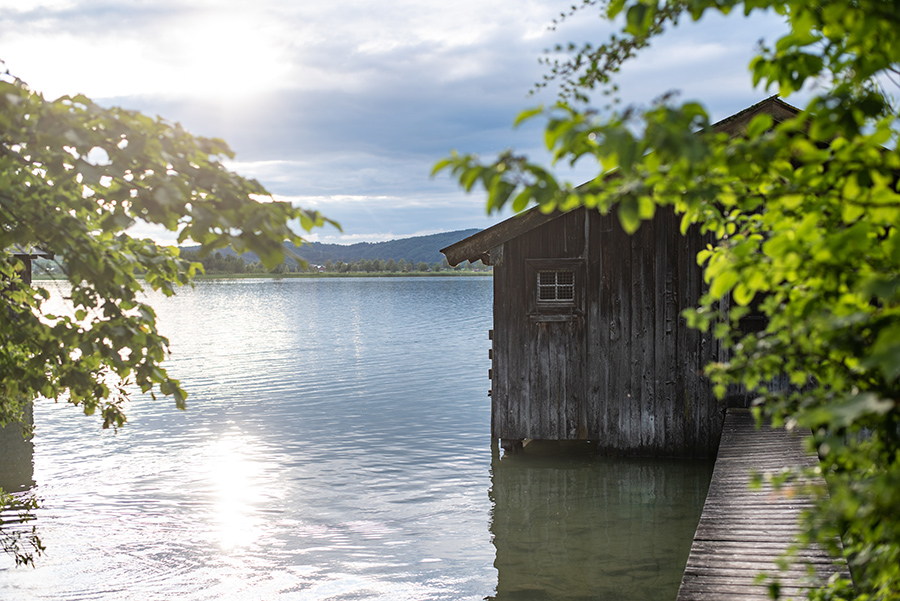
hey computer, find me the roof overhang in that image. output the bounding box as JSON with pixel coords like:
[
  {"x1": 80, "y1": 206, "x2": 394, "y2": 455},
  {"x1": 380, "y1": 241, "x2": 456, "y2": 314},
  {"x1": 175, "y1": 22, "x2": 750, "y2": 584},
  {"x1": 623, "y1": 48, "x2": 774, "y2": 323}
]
[
  {"x1": 441, "y1": 96, "x2": 801, "y2": 266},
  {"x1": 440, "y1": 208, "x2": 567, "y2": 266},
  {"x1": 9, "y1": 245, "x2": 54, "y2": 260}
]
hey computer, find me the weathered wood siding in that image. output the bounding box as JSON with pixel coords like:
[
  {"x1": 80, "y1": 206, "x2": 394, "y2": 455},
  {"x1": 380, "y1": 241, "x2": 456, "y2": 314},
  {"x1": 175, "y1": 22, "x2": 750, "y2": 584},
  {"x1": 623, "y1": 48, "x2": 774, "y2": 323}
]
[
  {"x1": 492, "y1": 209, "x2": 587, "y2": 441},
  {"x1": 492, "y1": 206, "x2": 725, "y2": 456}
]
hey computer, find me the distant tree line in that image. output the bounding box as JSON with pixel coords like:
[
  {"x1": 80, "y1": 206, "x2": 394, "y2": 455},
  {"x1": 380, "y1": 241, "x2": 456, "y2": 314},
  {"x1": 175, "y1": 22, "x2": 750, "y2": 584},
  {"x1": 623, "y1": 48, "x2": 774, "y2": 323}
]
[
  {"x1": 179, "y1": 250, "x2": 489, "y2": 275},
  {"x1": 286, "y1": 228, "x2": 481, "y2": 266},
  {"x1": 179, "y1": 229, "x2": 483, "y2": 267},
  {"x1": 320, "y1": 257, "x2": 488, "y2": 274},
  {"x1": 178, "y1": 251, "x2": 260, "y2": 274}
]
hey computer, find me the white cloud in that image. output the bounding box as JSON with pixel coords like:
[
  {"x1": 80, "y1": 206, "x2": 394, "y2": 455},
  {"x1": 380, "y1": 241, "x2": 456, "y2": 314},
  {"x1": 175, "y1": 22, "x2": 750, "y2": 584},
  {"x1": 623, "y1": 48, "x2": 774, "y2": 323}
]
[
  {"x1": 2, "y1": 3, "x2": 294, "y2": 100},
  {"x1": 0, "y1": 0, "x2": 76, "y2": 9},
  {"x1": 1, "y1": 0, "x2": 563, "y2": 101},
  {"x1": 302, "y1": 231, "x2": 405, "y2": 244},
  {"x1": 1, "y1": 0, "x2": 787, "y2": 245}
]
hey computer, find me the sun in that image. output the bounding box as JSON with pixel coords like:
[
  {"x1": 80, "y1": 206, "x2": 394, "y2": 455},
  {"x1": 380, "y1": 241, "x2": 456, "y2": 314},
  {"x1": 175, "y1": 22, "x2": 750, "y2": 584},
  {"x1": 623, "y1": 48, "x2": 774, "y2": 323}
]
[
  {"x1": 158, "y1": 12, "x2": 292, "y2": 102},
  {"x1": 1, "y1": 7, "x2": 292, "y2": 104}
]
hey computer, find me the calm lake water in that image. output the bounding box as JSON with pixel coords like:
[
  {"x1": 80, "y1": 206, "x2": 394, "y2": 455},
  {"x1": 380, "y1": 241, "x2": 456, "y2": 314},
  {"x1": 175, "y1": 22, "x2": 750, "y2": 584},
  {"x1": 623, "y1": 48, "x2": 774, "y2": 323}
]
[{"x1": 0, "y1": 277, "x2": 712, "y2": 600}]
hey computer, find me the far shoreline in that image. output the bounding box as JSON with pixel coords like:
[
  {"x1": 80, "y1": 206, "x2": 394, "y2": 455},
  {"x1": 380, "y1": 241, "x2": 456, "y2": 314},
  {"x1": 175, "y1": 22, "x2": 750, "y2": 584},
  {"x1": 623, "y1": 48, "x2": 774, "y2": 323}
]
[
  {"x1": 190, "y1": 271, "x2": 492, "y2": 279},
  {"x1": 33, "y1": 271, "x2": 493, "y2": 282}
]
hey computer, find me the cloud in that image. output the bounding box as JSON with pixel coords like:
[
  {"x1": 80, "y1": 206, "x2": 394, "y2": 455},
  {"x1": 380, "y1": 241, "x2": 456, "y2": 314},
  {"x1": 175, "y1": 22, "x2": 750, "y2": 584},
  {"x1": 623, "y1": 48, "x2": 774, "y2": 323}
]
[
  {"x1": 275, "y1": 190, "x2": 509, "y2": 244},
  {"x1": 1, "y1": 0, "x2": 562, "y2": 99},
  {"x1": 1, "y1": 0, "x2": 791, "y2": 244}
]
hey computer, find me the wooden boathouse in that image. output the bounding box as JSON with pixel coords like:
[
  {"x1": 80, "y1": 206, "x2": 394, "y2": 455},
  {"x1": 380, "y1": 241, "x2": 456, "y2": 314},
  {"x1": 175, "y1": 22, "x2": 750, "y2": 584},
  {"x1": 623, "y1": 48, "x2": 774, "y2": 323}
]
[
  {"x1": 10, "y1": 246, "x2": 53, "y2": 285},
  {"x1": 442, "y1": 97, "x2": 800, "y2": 457}
]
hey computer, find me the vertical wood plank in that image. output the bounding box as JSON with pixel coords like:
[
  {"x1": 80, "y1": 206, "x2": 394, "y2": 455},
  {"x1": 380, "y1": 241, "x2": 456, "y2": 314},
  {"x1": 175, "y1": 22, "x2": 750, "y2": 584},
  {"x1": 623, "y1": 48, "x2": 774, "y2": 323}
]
[
  {"x1": 597, "y1": 212, "x2": 613, "y2": 447},
  {"x1": 556, "y1": 325, "x2": 568, "y2": 438},
  {"x1": 690, "y1": 226, "x2": 707, "y2": 454},
  {"x1": 623, "y1": 219, "x2": 635, "y2": 450},
  {"x1": 609, "y1": 221, "x2": 625, "y2": 451},
  {"x1": 492, "y1": 246, "x2": 507, "y2": 440},
  {"x1": 509, "y1": 238, "x2": 526, "y2": 440},
  {"x1": 631, "y1": 226, "x2": 644, "y2": 453},
  {"x1": 540, "y1": 322, "x2": 553, "y2": 438},
  {"x1": 575, "y1": 210, "x2": 589, "y2": 439},
  {"x1": 677, "y1": 221, "x2": 693, "y2": 455},
  {"x1": 654, "y1": 210, "x2": 669, "y2": 455},
  {"x1": 687, "y1": 223, "x2": 701, "y2": 454},
  {"x1": 640, "y1": 218, "x2": 657, "y2": 453},
  {"x1": 664, "y1": 208, "x2": 680, "y2": 455},
  {"x1": 699, "y1": 229, "x2": 721, "y2": 455}
]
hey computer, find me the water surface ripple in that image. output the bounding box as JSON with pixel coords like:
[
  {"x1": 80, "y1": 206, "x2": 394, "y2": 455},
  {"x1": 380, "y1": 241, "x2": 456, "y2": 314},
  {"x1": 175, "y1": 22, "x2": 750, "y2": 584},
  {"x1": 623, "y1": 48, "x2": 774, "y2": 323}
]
[{"x1": 0, "y1": 277, "x2": 711, "y2": 600}]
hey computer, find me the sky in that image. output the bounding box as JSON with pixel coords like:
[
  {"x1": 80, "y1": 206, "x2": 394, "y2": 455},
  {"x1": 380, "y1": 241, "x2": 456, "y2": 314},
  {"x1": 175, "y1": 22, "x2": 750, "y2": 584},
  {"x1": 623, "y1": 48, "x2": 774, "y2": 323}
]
[{"x1": 1, "y1": 0, "x2": 792, "y2": 245}]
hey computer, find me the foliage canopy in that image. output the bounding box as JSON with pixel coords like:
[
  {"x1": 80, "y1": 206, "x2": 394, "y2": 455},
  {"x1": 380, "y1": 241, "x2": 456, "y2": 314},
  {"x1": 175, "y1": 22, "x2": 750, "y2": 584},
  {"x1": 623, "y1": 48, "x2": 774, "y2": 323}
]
[
  {"x1": 0, "y1": 70, "x2": 333, "y2": 431},
  {"x1": 437, "y1": 0, "x2": 900, "y2": 599}
]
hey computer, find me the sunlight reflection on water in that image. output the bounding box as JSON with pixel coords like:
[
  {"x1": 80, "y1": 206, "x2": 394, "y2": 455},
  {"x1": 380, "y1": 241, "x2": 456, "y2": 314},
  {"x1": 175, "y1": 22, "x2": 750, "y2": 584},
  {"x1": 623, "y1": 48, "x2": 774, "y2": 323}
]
[{"x1": 0, "y1": 277, "x2": 711, "y2": 600}]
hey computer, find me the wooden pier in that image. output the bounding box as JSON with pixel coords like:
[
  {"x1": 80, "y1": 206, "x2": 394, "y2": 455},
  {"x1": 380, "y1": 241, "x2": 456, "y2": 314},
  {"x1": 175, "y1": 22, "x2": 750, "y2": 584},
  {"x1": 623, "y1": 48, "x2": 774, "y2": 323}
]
[{"x1": 676, "y1": 409, "x2": 849, "y2": 600}]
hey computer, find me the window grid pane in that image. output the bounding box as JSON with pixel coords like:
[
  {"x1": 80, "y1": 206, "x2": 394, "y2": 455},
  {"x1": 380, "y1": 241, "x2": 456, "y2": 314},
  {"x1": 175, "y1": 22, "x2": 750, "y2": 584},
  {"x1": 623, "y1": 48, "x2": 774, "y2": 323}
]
[{"x1": 537, "y1": 270, "x2": 575, "y2": 303}]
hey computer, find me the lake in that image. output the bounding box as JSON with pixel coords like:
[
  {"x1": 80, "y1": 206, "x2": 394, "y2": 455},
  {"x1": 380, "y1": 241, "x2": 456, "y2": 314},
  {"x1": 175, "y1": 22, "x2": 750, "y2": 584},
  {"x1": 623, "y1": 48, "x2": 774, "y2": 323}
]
[{"x1": 0, "y1": 277, "x2": 712, "y2": 600}]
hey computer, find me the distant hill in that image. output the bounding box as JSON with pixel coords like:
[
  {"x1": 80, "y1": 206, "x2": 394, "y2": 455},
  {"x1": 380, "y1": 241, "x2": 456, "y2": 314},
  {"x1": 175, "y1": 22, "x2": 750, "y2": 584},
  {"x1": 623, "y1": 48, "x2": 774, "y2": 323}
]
[{"x1": 182, "y1": 229, "x2": 481, "y2": 266}]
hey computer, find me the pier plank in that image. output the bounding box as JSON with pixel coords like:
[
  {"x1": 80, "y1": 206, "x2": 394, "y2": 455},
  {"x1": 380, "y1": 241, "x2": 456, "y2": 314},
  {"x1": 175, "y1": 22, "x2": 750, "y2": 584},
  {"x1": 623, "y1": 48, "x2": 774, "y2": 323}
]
[{"x1": 676, "y1": 410, "x2": 848, "y2": 601}]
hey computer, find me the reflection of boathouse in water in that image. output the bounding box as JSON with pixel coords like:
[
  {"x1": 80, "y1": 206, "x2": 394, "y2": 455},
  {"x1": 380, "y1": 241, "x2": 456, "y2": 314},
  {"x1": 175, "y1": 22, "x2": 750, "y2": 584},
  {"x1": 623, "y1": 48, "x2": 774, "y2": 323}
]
[
  {"x1": 0, "y1": 248, "x2": 47, "y2": 494},
  {"x1": 0, "y1": 404, "x2": 34, "y2": 495},
  {"x1": 487, "y1": 442, "x2": 712, "y2": 600},
  {"x1": 443, "y1": 97, "x2": 799, "y2": 457}
]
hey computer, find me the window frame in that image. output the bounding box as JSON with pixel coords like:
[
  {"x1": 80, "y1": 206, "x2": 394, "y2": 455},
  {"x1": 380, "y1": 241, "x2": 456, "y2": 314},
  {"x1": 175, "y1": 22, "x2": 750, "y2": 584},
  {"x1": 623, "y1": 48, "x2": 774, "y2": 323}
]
[
  {"x1": 526, "y1": 258, "x2": 584, "y2": 321},
  {"x1": 537, "y1": 269, "x2": 576, "y2": 305}
]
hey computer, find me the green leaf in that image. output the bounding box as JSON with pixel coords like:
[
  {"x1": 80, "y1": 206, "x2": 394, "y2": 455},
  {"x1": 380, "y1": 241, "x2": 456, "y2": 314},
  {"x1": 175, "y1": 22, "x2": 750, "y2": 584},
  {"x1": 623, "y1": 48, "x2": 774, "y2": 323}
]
[
  {"x1": 625, "y1": 3, "x2": 649, "y2": 36},
  {"x1": 514, "y1": 106, "x2": 544, "y2": 128},
  {"x1": 638, "y1": 195, "x2": 656, "y2": 220},
  {"x1": 710, "y1": 270, "x2": 740, "y2": 299},
  {"x1": 747, "y1": 114, "x2": 773, "y2": 138},
  {"x1": 431, "y1": 157, "x2": 453, "y2": 176},
  {"x1": 866, "y1": 323, "x2": 900, "y2": 382},
  {"x1": 733, "y1": 282, "x2": 754, "y2": 306},
  {"x1": 616, "y1": 197, "x2": 641, "y2": 234},
  {"x1": 512, "y1": 188, "x2": 532, "y2": 213},
  {"x1": 607, "y1": 0, "x2": 626, "y2": 18},
  {"x1": 802, "y1": 392, "x2": 895, "y2": 429}
]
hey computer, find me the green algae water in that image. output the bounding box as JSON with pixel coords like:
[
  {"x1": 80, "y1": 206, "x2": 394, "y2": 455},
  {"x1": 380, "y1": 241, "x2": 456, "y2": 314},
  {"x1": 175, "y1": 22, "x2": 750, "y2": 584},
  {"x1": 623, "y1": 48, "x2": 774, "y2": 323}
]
[{"x1": 0, "y1": 277, "x2": 712, "y2": 600}]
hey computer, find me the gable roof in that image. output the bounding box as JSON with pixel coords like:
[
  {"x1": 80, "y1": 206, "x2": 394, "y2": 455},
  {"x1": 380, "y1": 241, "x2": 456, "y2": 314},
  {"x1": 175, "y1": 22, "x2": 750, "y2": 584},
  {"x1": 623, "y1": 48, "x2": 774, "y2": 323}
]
[
  {"x1": 9, "y1": 245, "x2": 54, "y2": 259},
  {"x1": 710, "y1": 95, "x2": 799, "y2": 136},
  {"x1": 441, "y1": 207, "x2": 565, "y2": 266},
  {"x1": 441, "y1": 96, "x2": 801, "y2": 266}
]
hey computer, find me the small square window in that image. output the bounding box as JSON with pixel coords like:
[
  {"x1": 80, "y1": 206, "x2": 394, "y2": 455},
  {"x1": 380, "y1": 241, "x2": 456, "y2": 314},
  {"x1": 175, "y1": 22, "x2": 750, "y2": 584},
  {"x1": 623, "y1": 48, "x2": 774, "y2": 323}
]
[
  {"x1": 527, "y1": 258, "x2": 583, "y2": 321},
  {"x1": 537, "y1": 270, "x2": 575, "y2": 304}
]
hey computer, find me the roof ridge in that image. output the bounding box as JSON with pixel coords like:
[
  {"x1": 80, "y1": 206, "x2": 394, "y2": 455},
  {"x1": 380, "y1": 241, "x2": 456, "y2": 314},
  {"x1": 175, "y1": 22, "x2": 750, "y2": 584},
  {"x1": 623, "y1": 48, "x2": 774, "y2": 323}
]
[{"x1": 711, "y1": 95, "x2": 800, "y2": 130}]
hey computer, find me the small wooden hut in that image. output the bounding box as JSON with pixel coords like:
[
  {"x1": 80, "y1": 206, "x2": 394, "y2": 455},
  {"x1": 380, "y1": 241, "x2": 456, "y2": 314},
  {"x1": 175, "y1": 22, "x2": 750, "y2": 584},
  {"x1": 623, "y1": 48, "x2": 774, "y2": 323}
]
[
  {"x1": 10, "y1": 245, "x2": 53, "y2": 285},
  {"x1": 442, "y1": 97, "x2": 799, "y2": 457}
]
